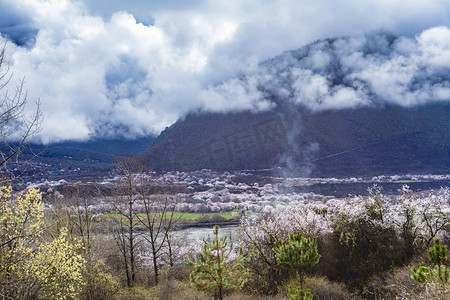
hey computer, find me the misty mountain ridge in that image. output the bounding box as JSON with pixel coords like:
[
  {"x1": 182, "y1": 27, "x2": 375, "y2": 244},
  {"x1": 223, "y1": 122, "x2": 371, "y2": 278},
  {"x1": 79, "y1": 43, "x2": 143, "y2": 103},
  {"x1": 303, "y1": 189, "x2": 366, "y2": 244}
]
[
  {"x1": 18, "y1": 136, "x2": 155, "y2": 169},
  {"x1": 143, "y1": 31, "x2": 450, "y2": 177},
  {"x1": 241, "y1": 30, "x2": 449, "y2": 112}
]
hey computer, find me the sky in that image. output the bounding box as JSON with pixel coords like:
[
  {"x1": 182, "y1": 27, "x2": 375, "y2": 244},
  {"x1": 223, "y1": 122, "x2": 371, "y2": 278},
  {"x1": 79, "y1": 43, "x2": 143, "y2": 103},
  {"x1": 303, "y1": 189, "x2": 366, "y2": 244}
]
[{"x1": 0, "y1": 0, "x2": 449, "y2": 143}]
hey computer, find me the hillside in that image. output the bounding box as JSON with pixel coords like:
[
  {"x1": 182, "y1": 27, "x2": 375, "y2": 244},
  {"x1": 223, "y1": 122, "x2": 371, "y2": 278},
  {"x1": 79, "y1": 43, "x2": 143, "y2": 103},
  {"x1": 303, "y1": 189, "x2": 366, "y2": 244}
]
[{"x1": 143, "y1": 103, "x2": 450, "y2": 177}]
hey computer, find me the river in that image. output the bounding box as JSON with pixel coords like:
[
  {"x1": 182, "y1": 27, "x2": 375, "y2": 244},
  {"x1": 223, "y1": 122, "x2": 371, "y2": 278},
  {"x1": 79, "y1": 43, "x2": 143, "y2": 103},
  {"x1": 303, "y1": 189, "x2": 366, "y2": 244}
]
[
  {"x1": 172, "y1": 225, "x2": 240, "y2": 244},
  {"x1": 286, "y1": 180, "x2": 450, "y2": 197}
]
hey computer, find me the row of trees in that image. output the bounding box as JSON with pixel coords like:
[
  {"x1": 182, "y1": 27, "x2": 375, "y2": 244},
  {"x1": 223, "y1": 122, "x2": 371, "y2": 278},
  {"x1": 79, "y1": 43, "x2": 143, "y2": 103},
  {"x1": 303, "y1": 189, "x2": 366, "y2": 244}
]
[
  {"x1": 0, "y1": 180, "x2": 322, "y2": 300},
  {"x1": 111, "y1": 157, "x2": 181, "y2": 287},
  {"x1": 0, "y1": 158, "x2": 183, "y2": 299}
]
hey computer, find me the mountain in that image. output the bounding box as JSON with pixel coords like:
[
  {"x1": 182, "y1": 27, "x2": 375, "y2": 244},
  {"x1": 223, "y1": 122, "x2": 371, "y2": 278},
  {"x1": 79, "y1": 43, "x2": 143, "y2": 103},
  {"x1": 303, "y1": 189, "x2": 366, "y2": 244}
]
[
  {"x1": 22, "y1": 136, "x2": 155, "y2": 169},
  {"x1": 142, "y1": 103, "x2": 450, "y2": 177},
  {"x1": 143, "y1": 34, "x2": 450, "y2": 177}
]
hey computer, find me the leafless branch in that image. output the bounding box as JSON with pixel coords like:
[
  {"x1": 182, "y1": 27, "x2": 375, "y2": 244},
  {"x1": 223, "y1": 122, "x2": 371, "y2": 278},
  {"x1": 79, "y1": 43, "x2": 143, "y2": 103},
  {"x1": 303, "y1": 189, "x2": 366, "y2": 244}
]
[{"x1": 0, "y1": 42, "x2": 42, "y2": 182}]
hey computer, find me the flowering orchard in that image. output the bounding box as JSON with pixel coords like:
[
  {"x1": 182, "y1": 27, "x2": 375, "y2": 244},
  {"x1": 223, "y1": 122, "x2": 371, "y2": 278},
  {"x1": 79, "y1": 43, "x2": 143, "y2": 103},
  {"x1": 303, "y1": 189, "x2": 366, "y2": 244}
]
[
  {"x1": 15, "y1": 169, "x2": 450, "y2": 298},
  {"x1": 238, "y1": 185, "x2": 449, "y2": 293}
]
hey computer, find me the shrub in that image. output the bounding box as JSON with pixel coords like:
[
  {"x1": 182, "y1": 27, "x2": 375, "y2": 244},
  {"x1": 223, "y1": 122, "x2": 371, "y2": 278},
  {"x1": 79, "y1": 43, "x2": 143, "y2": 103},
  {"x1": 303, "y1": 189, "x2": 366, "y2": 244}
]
[
  {"x1": 304, "y1": 276, "x2": 356, "y2": 300},
  {"x1": 80, "y1": 261, "x2": 120, "y2": 300},
  {"x1": 0, "y1": 187, "x2": 86, "y2": 300},
  {"x1": 113, "y1": 285, "x2": 155, "y2": 300},
  {"x1": 362, "y1": 264, "x2": 424, "y2": 300},
  {"x1": 323, "y1": 188, "x2": 407, "y2": 290},
  {"x1": 279, "y1": 277, "x2": 356, "y2": 300}
]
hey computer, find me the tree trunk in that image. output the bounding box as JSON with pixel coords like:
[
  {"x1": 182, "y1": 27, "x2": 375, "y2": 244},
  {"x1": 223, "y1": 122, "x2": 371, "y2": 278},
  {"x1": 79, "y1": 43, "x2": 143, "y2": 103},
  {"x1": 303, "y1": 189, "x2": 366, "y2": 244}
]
[
  {"x1": 216, "y1": 241, "x2": 223, "y2": 300},
  {"x1": 129, "y1": 200, "x2": 136, "y2": 286},
  {"x1": 151, "y1": 239, "x2": 159, "y2": 285},
  {"x1": 299, "y1": 271, "x2": 304, "y2": 299},
  {"x1": 218, "y1": 285, "x2": 223, "y2": 300},
  {"x1": 167, "y1": 233, "x2": 174, "y2": 268},
  {"x1": 153, "y1": 251, "x2": 159, "y2": 284},
  {"x1": 124, "y1": 253, "x2": 131, "y2": 288}
]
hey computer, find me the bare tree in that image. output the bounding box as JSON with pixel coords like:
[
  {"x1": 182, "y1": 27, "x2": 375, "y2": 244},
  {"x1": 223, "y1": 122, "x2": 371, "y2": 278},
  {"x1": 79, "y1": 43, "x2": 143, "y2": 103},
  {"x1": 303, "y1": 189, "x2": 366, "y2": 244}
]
[
  {"x1": 0, "y1": 43, "x2": 42, "y2": 181},
  {"x1": 137, "y1": 193, "x2": 181, "y2": 284},
  {"x1": 110, "y1": 156, "x2": 182, "y2": 286},
  {"x1": 111, "y1": 157, "x2": 141, "y2": 288},
  {"x1": 65, "y1": 185, "x2": 95, "y2": 255}
]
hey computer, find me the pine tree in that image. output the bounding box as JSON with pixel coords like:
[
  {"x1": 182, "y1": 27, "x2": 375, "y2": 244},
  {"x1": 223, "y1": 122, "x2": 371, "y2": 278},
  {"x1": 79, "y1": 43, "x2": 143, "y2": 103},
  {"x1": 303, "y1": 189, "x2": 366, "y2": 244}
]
[
  {"x1": 428, "y1": 238, "x2": 447, "y2": 266},
  {"x1": 273, "y1": 232, "x2": 320, "y2": 299},
  {"x1": 412, "y1": 238, "x2": 449, "y2": 284},
  {"x1": 186, "y1": 225, "x2": 248, "y2": 300}
]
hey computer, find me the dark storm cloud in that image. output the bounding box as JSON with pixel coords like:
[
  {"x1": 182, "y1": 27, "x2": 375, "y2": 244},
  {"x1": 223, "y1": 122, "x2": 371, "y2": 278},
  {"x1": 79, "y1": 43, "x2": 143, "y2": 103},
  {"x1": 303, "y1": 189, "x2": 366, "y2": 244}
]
[{"x1": 0, "y1": 1, "x2": 37, "y2": 46}]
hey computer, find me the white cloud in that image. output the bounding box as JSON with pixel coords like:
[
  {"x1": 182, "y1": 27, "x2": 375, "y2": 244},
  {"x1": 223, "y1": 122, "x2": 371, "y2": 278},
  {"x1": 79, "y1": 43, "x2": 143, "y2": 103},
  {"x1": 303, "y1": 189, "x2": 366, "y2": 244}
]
[
  {"x1": 0, "y1": 0, "x2": 449, "y2": 142},
  {"x1": 226, "y1": 27, "x2": 450, "y2": 111},
  {"x1": 417, "y1": 26, "x2": 450, "y2": 69}
]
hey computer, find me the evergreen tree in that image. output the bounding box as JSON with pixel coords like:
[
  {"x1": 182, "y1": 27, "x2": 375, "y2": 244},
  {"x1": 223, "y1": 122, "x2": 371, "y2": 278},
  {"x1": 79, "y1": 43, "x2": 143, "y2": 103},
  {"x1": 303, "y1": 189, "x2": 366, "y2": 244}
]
[
  {"x1": 187, "y1": 225, "x2": 248, "y2": 300},
  {"x1": 273, "y1": 232, "x2": 320, "y2": 299},
  {"x1": 412, "y1": 238, "x2": 449, "y2": 284},
  {"x1": 428, "y1": 237, "x2": 447, "y2": 266}
]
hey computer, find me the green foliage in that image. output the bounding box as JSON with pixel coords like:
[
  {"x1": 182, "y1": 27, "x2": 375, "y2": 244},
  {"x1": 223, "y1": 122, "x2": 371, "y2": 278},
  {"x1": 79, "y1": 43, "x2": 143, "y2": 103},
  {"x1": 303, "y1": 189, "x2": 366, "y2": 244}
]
[
  {"x1": 273, "y1": 232, "x2": 320, "y2": 276},
  {"x1": 411, "y1": 263, "x2": 432, "y2": 284},
  {"x1": 428, "y1": 238, "x2": 447, "y2": 266},
  {"x1": 288, "y1": 285, "x2": 313, "y2": 300},
  {"x1": 240, "y1": 214, "x2": 291, "y2": 295},
  {"x1": 273, "y1": 232, "x2": 320, "y2": 299},
  {"x1": 412, "y1": 264, "x2": 450, "y2": 284},
  {"x1": 186, "y1": 225, "x2": 248, "y2": 300},
  {"x1": 412, "y1": 238, "x2": 450, "y2": 284},
  {"x1": 431, "y1": 265, "x2": 450, "y2": 284}
]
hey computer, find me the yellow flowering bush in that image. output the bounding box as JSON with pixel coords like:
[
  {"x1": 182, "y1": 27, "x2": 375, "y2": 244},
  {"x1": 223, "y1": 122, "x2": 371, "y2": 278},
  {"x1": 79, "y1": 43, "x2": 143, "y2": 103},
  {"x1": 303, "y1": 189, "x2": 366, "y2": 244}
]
[
  {"x1": 25, "y1": 228, "x2": 86, "y2": 299},
  {"x1": 0, "y1": 186, "x2": 86, "y2": 299},
  {"x1": 0, "y1": 186, "x2": 44, "y2": 277}
]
